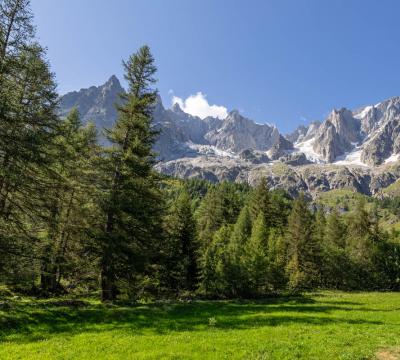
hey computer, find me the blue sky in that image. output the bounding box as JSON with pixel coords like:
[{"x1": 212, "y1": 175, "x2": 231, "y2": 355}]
[{"x1": 31, "y1": 0, "x2": 400, "y2": 133}]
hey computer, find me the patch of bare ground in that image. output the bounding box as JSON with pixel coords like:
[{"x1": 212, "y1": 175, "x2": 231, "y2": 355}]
[{"x1": 376, "y1": 348, "x2": 400, "y2": 360}]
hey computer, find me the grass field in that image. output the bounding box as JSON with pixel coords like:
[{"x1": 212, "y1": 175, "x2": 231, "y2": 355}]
[{"x1": 1, "y1": 291, "x2": 400, "y2": 359}]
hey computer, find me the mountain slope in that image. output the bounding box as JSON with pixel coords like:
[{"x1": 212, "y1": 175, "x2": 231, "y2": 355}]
[
  {"x1": 292, "y1": 97, "x2": 400, "y2": 166},
  {"x1": 60, "y1": 76, "x2": 292, "y2": 161},
  {"x1": 59, "y1": 75, "x2": 124, "y2": 130},
  {"x1": 59, "y1": 76, "x2": 400, "y2": 196}
]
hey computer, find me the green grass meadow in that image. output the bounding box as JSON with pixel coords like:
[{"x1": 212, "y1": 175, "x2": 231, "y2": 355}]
[{"x1": 1, "y1": 292, "x2": 400, "y2": 359}]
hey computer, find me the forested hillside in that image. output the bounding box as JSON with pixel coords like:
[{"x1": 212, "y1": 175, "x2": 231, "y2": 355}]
[{"x1": 1, "y1": 0, "x2": 400, "y2": 303}]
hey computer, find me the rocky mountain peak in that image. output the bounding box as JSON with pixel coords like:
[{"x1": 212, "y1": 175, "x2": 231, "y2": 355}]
[
  {"x1": 309, "y1": 107, "x2": 361, "y2": 162},
  {"x1": 328, "y1": 107, "x2": 360, "y2": 142},
  {"x1": 204, "y1": 110, "x2": 283, "y2": 153},
  {"x1": 59, "y1": 76, "x2": 124, "y2": 137},
  {"x1": 171, "y1": 102, "x2": 184, "y2": 114},
  {"x1": 59, "y1": 76, "x2": 400, "y2": 196},
  {"x1": 286, "y1": 121, "x2": 321, "y2": 144},
  {"x1": 227, "y1": 109, "x2": 240, "y2": 118},
  {"x1": 104, "y1": 74, "x2": 122, "y2": 88},
  {"x1": 286, "y1": 125, "x2": 308, "y2": 143},
  {"x1": 268, "y1": 134, "x2": 294, "y2": 160}
]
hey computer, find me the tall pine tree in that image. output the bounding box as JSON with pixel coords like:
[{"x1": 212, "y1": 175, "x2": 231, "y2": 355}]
[
  {"x1": 0, "y1": 0, "x2": 61, "y2": 286},
  {"x1": 164, "y1": 190, "x2": 198, "y2": 292},
  {"x1": 285, "y1": 193, "x2": 320, "y2": 291},
  {"x1": 96, "y1": 46, "x2": 164, "y2": 301},
  {"x1": 243, "y1": 212, "x2": 269, "y2": 295},
  {"x1": 39, "y1": 109, "x2": 98, "y2": 293}
]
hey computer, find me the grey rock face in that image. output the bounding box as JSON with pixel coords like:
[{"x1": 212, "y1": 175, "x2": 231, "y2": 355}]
[
  {"x1": 286, "y1": 125, "x2": 308, "y2": 143},
  {"x1": 59, "y1": 75, "x2": 124, "y2": 131},
  {"x1": 361, "y1": 118, "x2": 400, "y2": 165},
  {"x1": 313, "y1": 109, "x2": 360, "y2": 162},
  {"x1": 313, "y1": 121, "x2": 348, "y2": 162},
  {"x1": 152, "y1": 100, "x2": 212, "y2": 161},
  {"x1": 304, "y1": 121, "x2": 322, "y2": 141},
  {"x1": 205, "y1": 110, "x2": 280, "y2": 153},
  {"x1": 355, "y1": 97, "x2": 400, "y2": 134},
  {"x1": 165, "y1": 103, "x2": 211, "y2": 144},
  {"x1": 286, "y1": 121, "x2": 320, "y2": 143},
  {"x1": 349, "y1": 97, "x2": 400, "y2": 166},
  {"x1": 60, "y1": 77, "x2": 291, "y2": 161},
  {"x1": 157, "y1": 157, "x2": 400, "y2": 197},
  {"x1": 279, "y1": 152, "x2": 311, "y2": 166},
  {"x1": 238, "y1": 149, "x2": 270, "y2": 164},
  {"x1": 59, "y1": 76, "x2": 400, "y2": 195},
  {"x1": 329, "y1": 108, "x2": 360, "y2": 143},
  {"x1": 267, "y1": 135, "x2": 294, "y2": 160}
]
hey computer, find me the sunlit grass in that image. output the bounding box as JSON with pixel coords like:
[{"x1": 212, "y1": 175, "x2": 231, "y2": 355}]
[{"x1": 1, "y1": 291, "x2": 400, "y2": 359}]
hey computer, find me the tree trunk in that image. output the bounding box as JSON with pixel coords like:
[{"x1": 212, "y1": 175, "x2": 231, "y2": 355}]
[
  {"x1": 101, "y1": 210, "x2": 117, "y2": 301},
  {"x1": 100, "y1": 125, "x2": 132, "y2": 301},
  {"x1": 101, "y1": 258, "x2": 116, "y2": 301},
  {"x1": 40, "y1": 253, "x2": 58, "y2": 294}
]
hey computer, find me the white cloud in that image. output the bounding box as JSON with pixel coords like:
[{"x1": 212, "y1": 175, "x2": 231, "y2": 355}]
[{"x1": 171, "y1": 92, "x2": 228, "y2": 120}]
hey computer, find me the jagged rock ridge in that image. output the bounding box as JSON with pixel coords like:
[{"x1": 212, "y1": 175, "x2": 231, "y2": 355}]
[{"x1": 59, "y1": 76, "x2": 400, "y2": 195}]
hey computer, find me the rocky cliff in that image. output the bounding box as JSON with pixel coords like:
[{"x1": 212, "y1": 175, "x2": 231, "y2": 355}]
[{"x1": 59, "y1": 76, "x2": 400, "y2": 196}]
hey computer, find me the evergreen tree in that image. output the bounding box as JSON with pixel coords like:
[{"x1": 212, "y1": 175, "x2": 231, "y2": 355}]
[
  {"x1": 269, "y1": 189, "x2": 292, "y2": 231},
  {"x1": 266, "y1": 228, "x2": 287, "y2": 291},
  {"x1": 321, "y1": 208, "x2": 350, "y2": 288},
  {"x1": 374, "y1": 231, "x2": 400, "y2": 290},
  {"x1": 243, "y1": 212, "x2": 269, "y2": 295},
  {"x1": 199, "y1": 225, "x2": 232, "y2": 297},
  {"x1": 196, "y1": 187, "x2": 226, "y2": 247},
  {"x1": 96, "y1": 46, "x2": 164, "y2": 301},
  {"x1": 347, "y1": 199, "x2": 372, "y2": 252},
  {"x1": 164, "y1": 190, "x2": 198, "y2": 292},
  {"x1": 0, "y1": 0, "x2": 61, "y2": 286},
  {"x1": 0, "y1": 0, "x2": 34, "y2": 74},
  {"x1": 38, "y1": 109, "x2": 98, "y2": 293},
  {"x1": 248, "y1": 177, "x2": 271, "y2": 227},
  {"x1": 196, "y1": 181, "x2": 245, "y2": 247},
  {"x1": 224, "y1": 206, "x2": 252, "y2": 296},
  {"x1": 248, "y1": 179, "x2": 291, "y2": 232},
  {"x1": 325, "y1": 209, "x2": 346, "y2": 248},
  {"x1": 345, "y1": 199, "x2": 377, "y2": 287},
  {"x1": 230, "y1": 206, "x2": 252, "y2": 247},
  {"x1": 313, "y1": 208, "x2": 326, "y2": 245},
  {"x1": 285, "y1": 193, "x2": 320, "y2": 291}
]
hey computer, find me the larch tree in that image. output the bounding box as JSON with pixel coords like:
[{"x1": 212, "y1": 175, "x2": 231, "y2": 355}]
[
  {"x1": 0, "y1": 0, "x2": 61, "y2": 285},
  {"x1": 164, "y1": 190, "x2": 198, "y2": 292},
  {"x1": 321, "y1": 208, "x2": 349, "y2": 288},
  {"x1": 196, "y1": 181, "x2": 244, "y2": 248},
  {"x1": 285, "y1": 193, "x2": 320, "y2": 291},
  {"x1": 96, "y1": 45, "x2": 164, "y2": 301},
  {"x1": 224, "y1": 206, "x2": 252, "y2": 296},
  {"x1": 39, "y1": 109, "x2": 98, "y2": 293},
  {"x1": 199, "y1": 224, "x2": 232, "y2": 297},
  {"x1": 248, "y1": 177, "x2": 271, "y2": 228},
  {"x1": 243, "y1": 212, "x2": 269, "y2": 295}
]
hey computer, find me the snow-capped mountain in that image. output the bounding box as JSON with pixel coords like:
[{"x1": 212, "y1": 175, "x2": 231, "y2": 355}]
[
  {"x1": 59, "y1": 76, "x2": 400, "y2": 196},
  {"x1": 289, "y1": 97, "x2": 400, "y2": 166},
  {"x1": 59, "y1": 76, "x2": 292, "y2": 161}
]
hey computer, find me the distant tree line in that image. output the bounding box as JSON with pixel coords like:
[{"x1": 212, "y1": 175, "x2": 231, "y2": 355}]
[{"x1": 0, "y1": 0, "x2": 399, "y2": 301}]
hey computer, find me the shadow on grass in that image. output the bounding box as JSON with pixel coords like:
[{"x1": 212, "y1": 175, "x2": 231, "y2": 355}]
[{"x1": 0, "y1": 294, "x2": 386, "y2": 344}]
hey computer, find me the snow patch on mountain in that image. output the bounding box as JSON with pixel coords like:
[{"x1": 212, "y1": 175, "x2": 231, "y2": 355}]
[
  {"x1": 354, "y1": 106, "x2": 373, "y2": 119},
  {"x1": 294, "y1": 138, "x2": 324, "y2": 163},
  {"x1": 334, "y1": 147, "x2": 368, "y2": 167},
  {"x1": 185, "y1": 142, "x2": 238, "y2": 159},
  {"x1": 384, "y1": 153, "x2": 400, "y2": 164}
]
